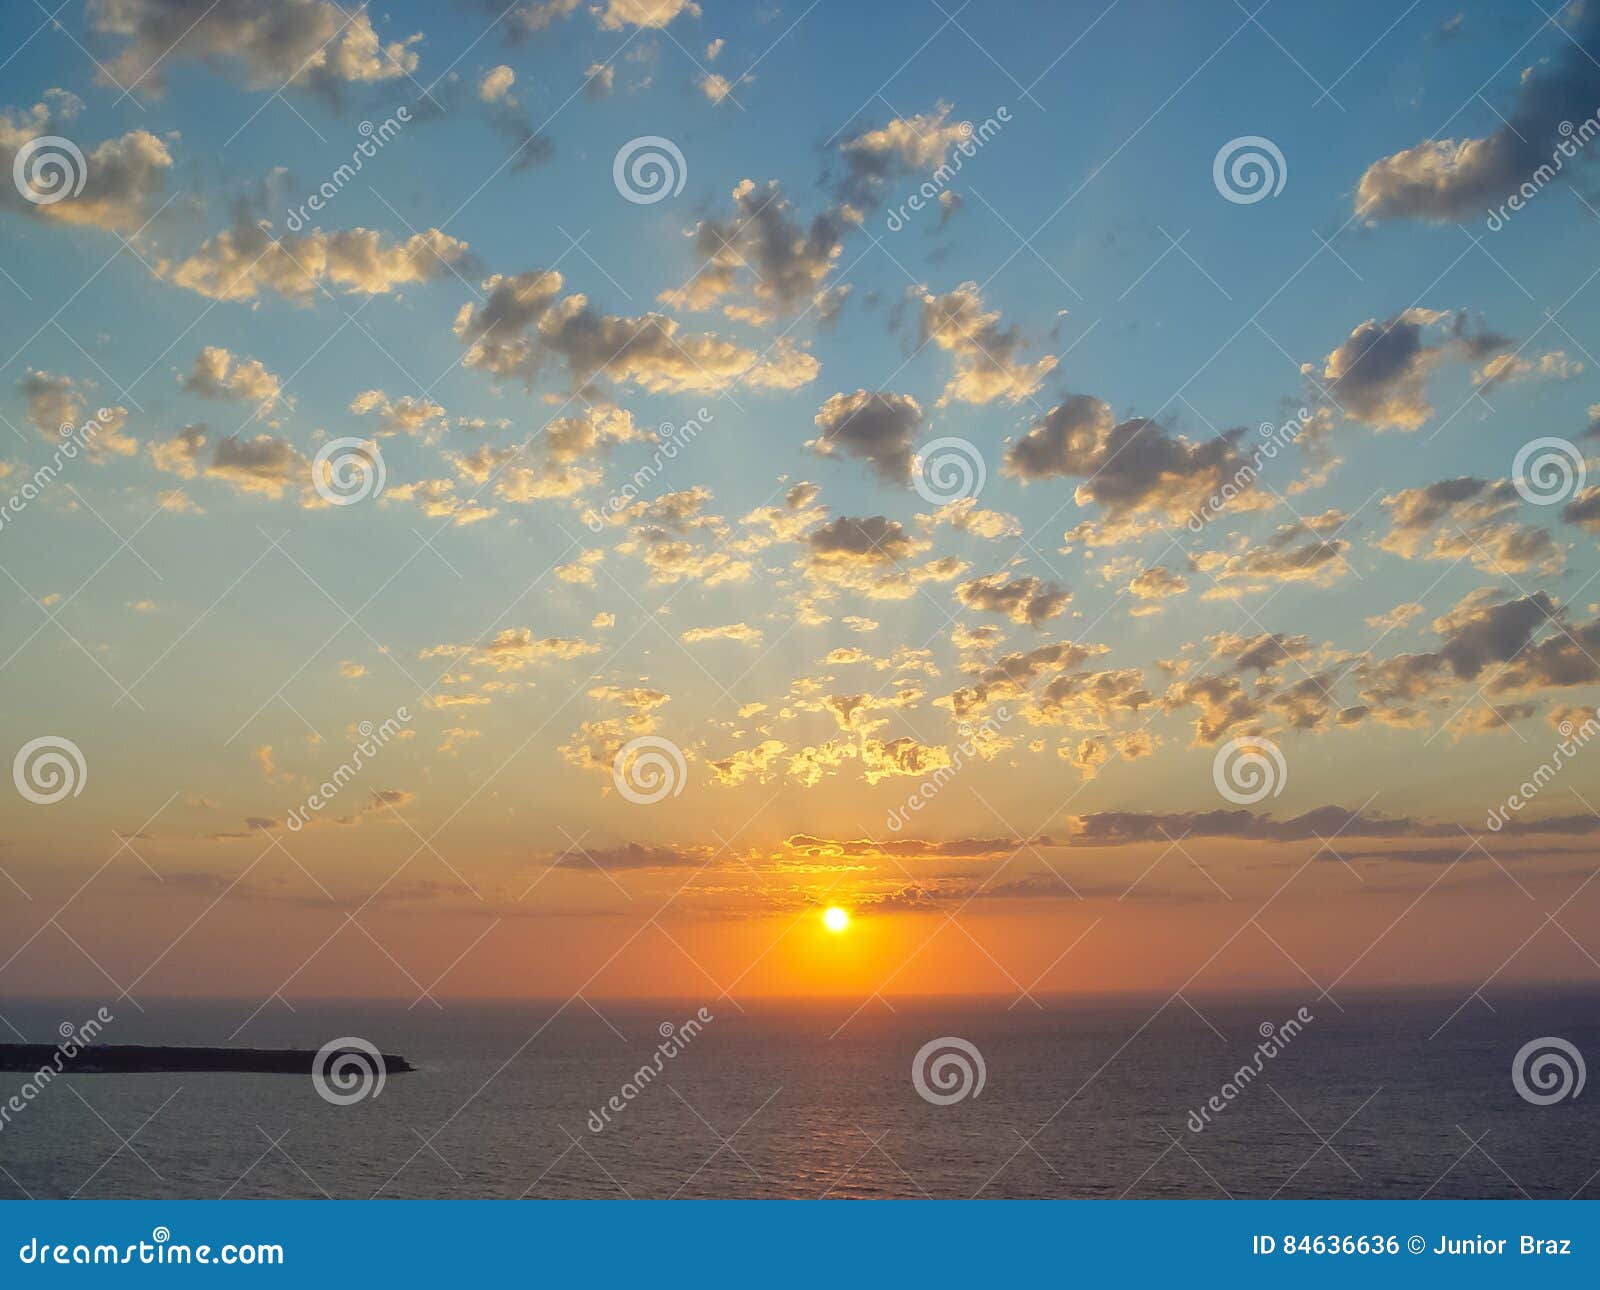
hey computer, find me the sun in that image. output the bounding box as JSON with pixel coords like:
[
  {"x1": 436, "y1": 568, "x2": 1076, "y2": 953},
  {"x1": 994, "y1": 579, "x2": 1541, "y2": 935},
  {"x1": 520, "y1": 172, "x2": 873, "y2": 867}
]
[{"x1": 822, "y1": 906, "x2": 851, "y2": 933}]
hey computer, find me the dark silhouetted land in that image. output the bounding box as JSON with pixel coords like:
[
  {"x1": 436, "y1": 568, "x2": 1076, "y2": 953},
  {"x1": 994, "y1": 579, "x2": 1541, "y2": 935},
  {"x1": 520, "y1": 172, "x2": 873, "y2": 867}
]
[{"x1": 0, "y1": 1044, "x2": 414, "y2": 1075}]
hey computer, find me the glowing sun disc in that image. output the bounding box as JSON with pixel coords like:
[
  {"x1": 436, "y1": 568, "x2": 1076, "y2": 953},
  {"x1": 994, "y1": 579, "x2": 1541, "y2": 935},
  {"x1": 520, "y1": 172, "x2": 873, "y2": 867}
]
[{"x1": 823, "y1": 906, "x2": 851, "y2": 933}]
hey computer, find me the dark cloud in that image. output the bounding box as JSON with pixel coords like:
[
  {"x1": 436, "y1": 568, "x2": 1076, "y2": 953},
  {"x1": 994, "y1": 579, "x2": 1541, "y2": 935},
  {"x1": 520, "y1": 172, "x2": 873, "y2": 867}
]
[
  {"x1": 1356, "y1": 6, "x2": 1600, "y2": 222},
  {"x1": 809, "y1": 390, "x2": 923, "y2": 481}
]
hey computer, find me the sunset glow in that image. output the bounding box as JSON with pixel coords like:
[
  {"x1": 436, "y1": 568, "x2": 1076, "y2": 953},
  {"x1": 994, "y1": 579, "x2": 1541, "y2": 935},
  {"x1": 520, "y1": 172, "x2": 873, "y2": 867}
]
[{"x1": 0, "y1": 0, "x2": 1596, "y2": 1017}]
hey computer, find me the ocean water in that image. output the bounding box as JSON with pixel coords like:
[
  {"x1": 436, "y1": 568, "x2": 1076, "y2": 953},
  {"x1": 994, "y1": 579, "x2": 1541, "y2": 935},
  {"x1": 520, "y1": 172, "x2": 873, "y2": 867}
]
[{"x1": 1, "y1": 990, "x2": 1596, "y2": 1199}]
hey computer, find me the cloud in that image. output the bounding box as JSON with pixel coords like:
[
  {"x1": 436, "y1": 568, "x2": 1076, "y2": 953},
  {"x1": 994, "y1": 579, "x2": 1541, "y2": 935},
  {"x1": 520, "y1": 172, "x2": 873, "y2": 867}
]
[
  {"x1": 613, "y1": 487, "x2": 753, "y2": 586},
  {"x1": 698, "y1": 71, "x2": 750, "y2": 104},
  {"x1": 384, "y1": 477, "x2": 496, "y2": 526},
  {"x1": 1318, "y1": 308, "x2": 1511, "y2": 430},
  {"x1": 916, "y1": 280, "x2": 1057, "y2": 406},
  {"x1": 87, "y1": 0, "x2": 422, "y2": 96},
  {"x1": 1126, "y1": 565, "x2": 1187, "y2": 614},
  {"x1": 594, "y1": 0, "x2": 701, "y2": 31},
  {"x1": 0, "y1": 94, "x2": 172, "y2": 230},
  {"x1": 708, "y1": 740, "x2": 786, "y2": 786},
  {"x1": 1193, "y1": 513, "x2": 1352, "y2": 596},
  {"x1": 171, "y1": 223, "x2": 470, "y2": 302},
  {"x1": 1475, "y1": 350, "x2": 1581, "y2": 391},
  {"x1": 18, "y1": 373, "x2": 135, "y2": 460},
  {"x1": 184, "y1": 346, "x2": 284, "y2": 411},
  {"x1": 1067, "y1": 805, "x2": 1442, "y2": 846},
  {"x1": 808, "y1": 390, "x2": 922, "y2": 481},
  {"x1": 800, "y1": 514, "x2": 966, "y2": 600},
  {"x1": 682, "y1": 622, "x2": 764, "y2": 645},
  {"x1": 555, "y1": 842, "x2": 706, "y2": 872},
  {"x1": 455, "y1": 269, "x2": 819, "y2": 394},
  {"x1": 423, "y1": 627, "x2": 600, "y2": 672},
  {"x1": 19, "y1": 370, "x2": 83, "y2": 435},
  {"x1": 1354, "y1": 6, "x2": 1600, "y2": 222},
  {"x1": 1069, "y1": 803, "x2": 1600, "y2": 847},
  {"x1": 838, "y1": 102, "x2": 973, "y2": 208},
  {"x1": 1564, "y1": 486, "x2": 1600, "y2": 532},
  {"x1": 659, "y1": 179, "x2": 843, "y2": 323},
  {"x1": 1356, "y1": 589, "x2": 1584, "y2": 716},
  {"x1": 150, "y1": 423, "x2": 208, "y2": 478},
  {"x1": 1007, "y1": 394, "x2": 1266, "y2": 540},
  {"x1": 955, "y1": 571, "x2": 1070, "y2": 626},
  {"x1": 940, "y1": 640, "x2": 1105, "y2": 719},
  {"x1": 349, "y1": 388, "x2": 448, "y2": 439},
  {"x1": 921, "y1": 497, "x2": 1021, "y2": 540},
  {"x1": 1380, "y1": 476, "x2": 1560, "y2": 574},
  {"x1": 479, "y1": 65, "x2": 515, "y2": 102},
  {"x1": 206, "y1": 433, "x2": 305, "y2": 497}
]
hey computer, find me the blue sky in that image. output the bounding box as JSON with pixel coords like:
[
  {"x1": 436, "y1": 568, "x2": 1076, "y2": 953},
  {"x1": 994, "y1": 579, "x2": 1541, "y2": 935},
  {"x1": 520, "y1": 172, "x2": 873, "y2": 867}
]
[{"x1": 1, "y1": 0, "x2": 1599, "y2": 999}]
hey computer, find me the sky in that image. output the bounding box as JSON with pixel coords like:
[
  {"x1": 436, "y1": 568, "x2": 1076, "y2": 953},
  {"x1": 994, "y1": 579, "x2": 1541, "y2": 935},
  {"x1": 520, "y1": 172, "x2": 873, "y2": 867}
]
[{"x1": 1, "y1": 0, "x2": 1599, "y2": 1007}]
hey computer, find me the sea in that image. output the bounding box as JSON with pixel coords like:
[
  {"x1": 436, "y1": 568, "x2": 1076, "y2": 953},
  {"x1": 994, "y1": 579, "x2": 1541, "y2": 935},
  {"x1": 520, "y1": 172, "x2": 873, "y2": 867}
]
[{"x1": 1, "y1": 989, "x2": 1596, "y2": 1200}]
